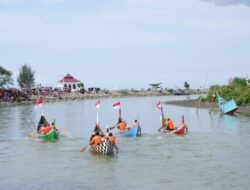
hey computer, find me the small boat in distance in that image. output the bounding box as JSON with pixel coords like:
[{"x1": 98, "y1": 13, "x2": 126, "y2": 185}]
[
  {"x1": 173, "y1": 89, "x2": 190, "y2": 95},
  {"x1": 217, "y1": 93, "x2": 238, "y2": 115}
]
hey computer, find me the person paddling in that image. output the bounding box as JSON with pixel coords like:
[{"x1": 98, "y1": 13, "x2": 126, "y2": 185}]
[
  {"x1": 166, "y1": 118, "x2": 175, "y2": 131},
  {"x1": 127, "y1": 119, "x2": 139, "y2": 130},
  {"x1": 110, "y1": 119, "x2": 127, "y2": 132},
  {"x1": 159, "y1": 116, "x2": 175, "y2": 131},
  {"x1": 108, "y1": 133, "x2": 116, "y2": 144},
  {"x1": 89, "y1": 131, "x2": 102, "y2": 153},
  {"x1": 159, "y1": 116, "x2": 168, "y2": 131},
  {"x1": 39, "y1": 123, "x2": 52, "y2": 134}
]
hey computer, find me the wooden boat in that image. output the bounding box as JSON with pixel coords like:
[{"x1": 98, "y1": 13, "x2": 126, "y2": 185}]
[
  {"x1": 160, "y1": 116, "x2": 188, "y2": 136},
  {"x1": 120, "y1": 124, "x2": 142, "y2": 137},
  {"x1": 217, "y1": 93, "x2": 238, "y2": 114},
  {"x1": 90, "y1": 138, "x2": 117, "y2": 155},
  {"x1": 38, "y1": 128, "x2": 58, "y2": 140}
]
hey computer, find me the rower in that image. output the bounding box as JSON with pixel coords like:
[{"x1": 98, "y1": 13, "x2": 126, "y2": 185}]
[
  {"x1": 108, "y1": 133, "x2": 116, "y2": 145},
  {"x1": 110, "y1": 120, "x2": 127, "y2": 132},
  {"x1": 90, "y1": 131, "x2": 102, "y2": 146},
  {"x1": 39, "y1": 123, "x2": 52, "y2": 134},
  {"x1": 166, "y1": 118, "x2": 175, "y2": 130}
]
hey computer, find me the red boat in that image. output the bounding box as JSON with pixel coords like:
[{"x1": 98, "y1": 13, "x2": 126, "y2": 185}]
[{"x1": 160, "y1": 115, "x2": 188, "y2": 135}]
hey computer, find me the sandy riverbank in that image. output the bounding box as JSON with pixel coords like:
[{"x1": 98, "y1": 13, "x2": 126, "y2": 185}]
[{"x1": 165, "y1": 99, "x2": 250, "y2": 114}]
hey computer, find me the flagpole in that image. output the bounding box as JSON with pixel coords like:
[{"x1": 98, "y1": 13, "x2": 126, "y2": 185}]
[
  {"x1": 95, "y1": 100, "x2": 100, "y2": 125},
  {"x1": 119, "y1": 107, "x2": 122, "y2": 119},
  {"x1": 96, "y1": 108, "x2": 99, "y2": 125}
]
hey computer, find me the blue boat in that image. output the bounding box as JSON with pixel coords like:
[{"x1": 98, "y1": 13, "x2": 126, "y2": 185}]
[
  {"x1": 120, "y1": 124, "x2": 142, "y2": 137},
  {"x1": 217, "y1": 94, "x2": 238, "y2": 114}
]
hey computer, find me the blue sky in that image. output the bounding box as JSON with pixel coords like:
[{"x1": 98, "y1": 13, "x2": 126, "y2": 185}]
[{"x1": 0, "y1": 0, "x2": 250, "y2": 89}]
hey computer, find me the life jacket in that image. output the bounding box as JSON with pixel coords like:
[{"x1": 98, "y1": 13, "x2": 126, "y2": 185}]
[
  {"x1": 41, "y1": 126, "x2": 52, "y2": 134},
  {"x1": 117, "y1": 122, "x2": 126, "y2": 132},
  {"x1": 109, "y1": 136, "x2": 116, "y2": 144},
  {"x1": 168, "y1": 120, "x2": 175, "y2": 130},
  {"x1": 90, "y1": 135, "x2": 102, "y2": 145}
]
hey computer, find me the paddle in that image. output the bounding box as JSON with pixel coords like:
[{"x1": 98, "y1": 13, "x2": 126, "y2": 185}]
[
  {"x1": 158, "y1": 106, "x2": 165, "y2": 131},
  {"x1": 80, "y1": 144, "x2": 89, "y2": 152},
  {"x1": 27, "y1": 117, "x2": 38, "y2": 137},
  {"x1": 28, "y1": 131, "x2": 38, "y2": 137}
]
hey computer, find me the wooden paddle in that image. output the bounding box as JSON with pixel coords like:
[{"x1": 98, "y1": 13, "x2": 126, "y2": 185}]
[
  {"x1": 27, "y1": 117, "x2": 38, "y2": 137},
  {"x1": 80, "y1": 144, "x2": 89, "y2": 152},
  {"x1": 158, "y1": 106, "x2": 166, "y2": 131},
  {"x1": 28, "y1": 131, "x2": 38, "y2": 137}
]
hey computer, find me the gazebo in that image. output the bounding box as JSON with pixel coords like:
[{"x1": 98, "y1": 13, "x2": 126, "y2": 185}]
[{"x1": 58, "y1": 74, "x2": 82, "y2": 92}]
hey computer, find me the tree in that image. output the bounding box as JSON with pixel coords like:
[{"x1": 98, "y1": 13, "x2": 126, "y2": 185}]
[
  {"x1": 0, "y1": 66, "x2": 13, "y2": 88},
  {"x1": 229, "y1": 77, "x2": 247, "y2": 87},
  {"x1": 149, "y1": 83, "x2": 162, "y2": 90},
  {"x1": 17, "y1": 64, "x2": 35, "y2": 88},
  {"x1": 184, "y1": 81, "x2": 190, "y2": 89},
  {"x1": 77, "y1": 82, "x2": 84, "y2": 89}
]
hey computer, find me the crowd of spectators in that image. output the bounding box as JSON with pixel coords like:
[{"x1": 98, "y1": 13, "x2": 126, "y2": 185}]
[{"x1": 0, "y1": 87, "x2": 68, "y2": 103}]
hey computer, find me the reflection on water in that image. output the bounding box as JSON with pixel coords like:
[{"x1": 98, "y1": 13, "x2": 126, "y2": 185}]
[{"x1": 0, "y1": 95, "x2": 250, "y2": 190}]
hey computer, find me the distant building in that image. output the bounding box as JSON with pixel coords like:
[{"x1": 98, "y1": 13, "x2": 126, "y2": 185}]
[{"x1": 58, "y1": 74, "x2": 82, "y2": 92}]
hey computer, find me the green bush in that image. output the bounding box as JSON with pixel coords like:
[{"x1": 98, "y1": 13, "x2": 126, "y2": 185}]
[{"x1": 206, "y1": 77, "x2": 250, "y2": 106}]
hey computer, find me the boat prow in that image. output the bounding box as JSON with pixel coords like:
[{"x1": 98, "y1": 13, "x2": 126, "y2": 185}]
[{"x1": 174, "y1": 123, "x2": 187, "y2": 135}]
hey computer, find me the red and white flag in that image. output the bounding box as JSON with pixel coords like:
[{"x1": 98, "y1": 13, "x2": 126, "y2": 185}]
[
  {"x1": 156, "y1": 101, "x2": 161, "y2": 110},
  {"x1": 35, "y1": 99, "x2": 43, "y2": 109},
  {"x1": 113, "y1": 101, "x2": 121, "y2": 110},
  {"x1": 95, "y1": 100, "x2": 101, "y2": 109}
]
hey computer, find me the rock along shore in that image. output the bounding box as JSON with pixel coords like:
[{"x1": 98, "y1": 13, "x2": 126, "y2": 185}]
[{"x1": 0, "y1": 90, "x2": 171, "y2": 107}]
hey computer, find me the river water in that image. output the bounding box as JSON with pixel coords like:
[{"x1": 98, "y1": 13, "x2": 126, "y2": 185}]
[{"x1": 0, "y1": 95, "x2": 250, "y2": 190}]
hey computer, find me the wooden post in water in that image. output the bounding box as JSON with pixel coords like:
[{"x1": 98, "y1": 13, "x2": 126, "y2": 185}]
[
  {"x1": 209, "y1": 90, "x2": 216, "y2": 114},
  {"x1": 197, "y1": 72, "x2": 208, "y2": 114},
  {"x1": 196, "y1": 96, "x2": 202, "y2": 114}
]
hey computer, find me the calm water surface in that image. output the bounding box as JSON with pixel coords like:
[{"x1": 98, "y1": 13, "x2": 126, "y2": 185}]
[{"x1": 0, "y1": 95, "x2": 250, "y2": 190}]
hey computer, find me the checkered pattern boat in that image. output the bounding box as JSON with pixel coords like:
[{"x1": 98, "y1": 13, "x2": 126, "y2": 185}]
[{"x1": 90, "y1": 139, "x2": 116, "y2": 155}]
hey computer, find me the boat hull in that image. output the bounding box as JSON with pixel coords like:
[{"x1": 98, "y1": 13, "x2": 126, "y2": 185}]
[
  {"x1": 222, "y1": 99, "x2": 238, "y2": 114},
  {"x1": 90, "y1": 139, "x2": 116, "y2": 155},
  {"x1": 217, "y1": 94, "x2": 238, "y2": 115},
  {"x1": 38, "y1": 129, "x2": 58, "y2": 140},
  {"x1": 161, "y1": 123, "x2": 187, "y2": 136},
  {"x1": 120, "y1": 124, "x2": 141, "y2": 137}
]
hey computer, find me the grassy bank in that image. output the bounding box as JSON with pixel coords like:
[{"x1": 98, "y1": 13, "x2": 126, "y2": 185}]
[{"x1": 206, "y1": 77, "x2": 250, "y2": 106}]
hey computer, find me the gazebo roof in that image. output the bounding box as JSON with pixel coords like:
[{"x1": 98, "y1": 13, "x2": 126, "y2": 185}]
[{"x1": 58, "y1": 74, "x2": 80, "y2": 83}]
